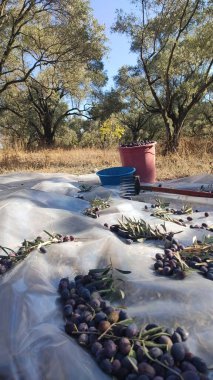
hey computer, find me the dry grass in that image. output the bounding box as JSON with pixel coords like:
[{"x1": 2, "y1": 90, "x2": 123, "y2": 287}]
[
  {"x1": 0, "y1": 148, "x2": 119, "y2": 175},
  {"x1": 156, "y1": 138, "x2": 213, "y2": 180},
  {"x1": 0, "y1": 139, "x2": 212, "y2": 181}
]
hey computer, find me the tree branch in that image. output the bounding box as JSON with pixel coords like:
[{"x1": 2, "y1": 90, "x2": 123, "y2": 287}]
[
  {"x1": 165, "y1": 0, "x2": 200, "y2": 106},
  {"x1": 140, "y1": 46, "x2": 163, "y2": 113},
  {"x1": 182, "y1": 74, "x2": 213, "y2": 119}
]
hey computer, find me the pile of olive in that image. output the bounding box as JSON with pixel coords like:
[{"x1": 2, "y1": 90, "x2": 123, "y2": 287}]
[
  {"x1": 58, "y1": 270, "x2": 209, "y2": 379},
  {"x1": 154, "y1": 237, "x2": 213, "y2": 281},
  {"x1": 120, "y1": 141, "x2": 155, "y2": 148}
]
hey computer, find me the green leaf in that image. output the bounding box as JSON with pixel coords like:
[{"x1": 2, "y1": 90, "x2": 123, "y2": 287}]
[
  {"x1": 88, "y1": 268, "x2": 109, "y2": 274},
  {"x1": 119, "y1": 289, "x2": 125, "y2": 299},
  {"x1": 0, "y1": 246, "x2": 10, "y2": 256},
  {"x1": 128, "y1": 348, "x2": 136, "y2": 359},
  {"x1": 78, "y1": 184, "x2": 92, "y2": 192},
  {"x1": 102, "y1": 267, "x2": 111, "y2": 276},
  {"x1": 144, "y1": 341, "x2": 167, "y2": 348},
  {"x1": 86, "y1": 277, "x2": 112, "y2": 287},
  {"x1": 115, "y1": 268, "x2": 131, "y2": 274},
  {"x1": 43, "y1": 230, "x2": 54, "y2": 238},
  {"x1": 98, "y1": 288, "x2": 114, "y2": 294},
  {"x1": 140, "y1": 326, "x2": 164, "y2": 339},
  {"x1": 161, "y1": 223, "x2": 167, "y2": 232},
  {"x1": 137, "y1": 238, "x2": 145, "y2": 243},
  {"x1": 117, "y1": 318, "x2": 133, "y2": 325},
  {"x1": 138, "y1": 326, "x2": 144, "y2": 339},
  {"x1": 126, "y1": 357, "x2": 138, "y2": 372},
  {"x1": 149, "y1": 332, "x2": 170, "y2": 340}
]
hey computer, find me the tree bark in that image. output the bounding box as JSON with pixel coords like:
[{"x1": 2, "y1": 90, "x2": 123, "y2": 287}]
[
  {"x1": 163, "y1": 121, "x2": 183, "y2": 154},
  {"x1": 131, "y1": 128, "x2": 140, "y2": 141},
  {"x1": 43, "y1": 128, "x2": 54, "y2": 146}
]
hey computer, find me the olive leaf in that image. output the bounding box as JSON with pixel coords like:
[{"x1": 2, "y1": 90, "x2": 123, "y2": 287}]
[
  {"x1": 78, "y1": 184, "x2": 93, "y2": 192},
  {"x1": 102, "y1": 267, "x2": 111, "y2": 276},
  {"x1": 89, "y1": 268, "x2": 109, "y2": 274},
  {"x1": 0, "y1": 230, "x2": 74, "y2": 277},
  {"x1": 161, "y1": 223, "x2": 167, "y2": 232},
  {"x1": 115, "y1": 268, "x2": 132, "y2": 274},
  {"x1": 88, "y1": 259, "x2": 131, "y2": 300},
  {"x1": 117, "y1": 319, "x2": 134, "y2": 325},
  {"x1": 118, "y1": 289, "x2": 125, "y2": 299},
  {"x1": 128, "y1": 348, "x2": 137, "y2": 359},
  {"x1": 98, "y1": 288, "x2": 114, "y2": 294},
  {"x1": 43, "y1": 230, "x2": 55, "y2": 238},
  {"x1": 126, "y1": 357, "x2": 138, "y2": 372},
  {"x1": 116, "y1": 216, "x2": 173, "y2": 240},
  {"x1": 83, "y1": 197, "x2": 111, "y2": 218},
  {"x1": 155, "y1": 198, "x2": 170, "y2": 208}
]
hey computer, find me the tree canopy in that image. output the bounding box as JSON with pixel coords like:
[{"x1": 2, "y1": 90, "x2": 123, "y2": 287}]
[
  {"x1": 0, "y1": 0, "x2": 107, "y2": 146},
  {"x1": 0, "y1": 0, "x2": 212, "y2": 151},
  {"x1": 113, "y1": 0, "x2": 213, "y2": 152}
]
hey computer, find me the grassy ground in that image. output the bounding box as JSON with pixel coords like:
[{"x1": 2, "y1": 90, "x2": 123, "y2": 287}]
[{"x1": 0, "y1": 139, "x2": 212, "y2": 181}]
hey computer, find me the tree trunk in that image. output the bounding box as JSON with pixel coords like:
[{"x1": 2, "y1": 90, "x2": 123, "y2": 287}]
[
  {"x1": 43, "y1": 115, "x2": 55, "y2": 146},
  {"x1": 131, "y1": 128, "x2": 140, "y2": 141},
  {"x1": 164, "y1": 123, "x2": 183, "y2": 155},
  {"x1": 42, "y1": 132, "x2": 54, "y2": 146},
  {"x1": 161, "y1": 111, "x2": 184, "y2": 154}
]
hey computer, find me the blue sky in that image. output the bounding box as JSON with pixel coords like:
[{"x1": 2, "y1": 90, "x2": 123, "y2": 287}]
[{"x1": 90, "y1": 0, "x2": 138, "y2": 89}]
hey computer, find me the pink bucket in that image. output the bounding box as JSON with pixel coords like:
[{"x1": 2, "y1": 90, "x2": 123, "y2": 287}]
[{"x1": 118, "y1": 142, "x2": 156, "y2": 183}]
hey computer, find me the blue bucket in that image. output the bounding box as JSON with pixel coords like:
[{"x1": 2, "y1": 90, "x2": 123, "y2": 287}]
[{"x1": 96, "y1": 166, "x2": 136, "y2": 186}]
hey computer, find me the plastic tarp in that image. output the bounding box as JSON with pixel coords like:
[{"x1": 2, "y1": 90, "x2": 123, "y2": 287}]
[{"x1": 0, "y1": 172, "x2": 213, "y2": 380}]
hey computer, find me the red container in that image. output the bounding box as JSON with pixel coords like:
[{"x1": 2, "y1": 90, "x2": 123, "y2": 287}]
[{"x1": 119, "y1": 142, "x2": 156, "y2": 183}]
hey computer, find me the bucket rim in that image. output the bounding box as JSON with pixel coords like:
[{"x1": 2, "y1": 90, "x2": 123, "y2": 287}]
[
  {"x1": 96, "y1": 166, "x2": 136, "y2": 177},
  {"x1": 119, "y1": 142, "x2": 157, "y2": 149}
]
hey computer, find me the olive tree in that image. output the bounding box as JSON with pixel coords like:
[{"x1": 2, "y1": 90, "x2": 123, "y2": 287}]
[
  {"x1": 113, "y1": 0, "x2": 213, "y2": 153},
  {"x1": 0, "y1": 0, "x2": 107, "y2": 146}
]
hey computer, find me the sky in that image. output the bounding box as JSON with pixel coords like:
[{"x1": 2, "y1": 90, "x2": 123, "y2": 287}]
[{"x1": 90, "y1": 0, "x2": 138, "y2": 89}]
